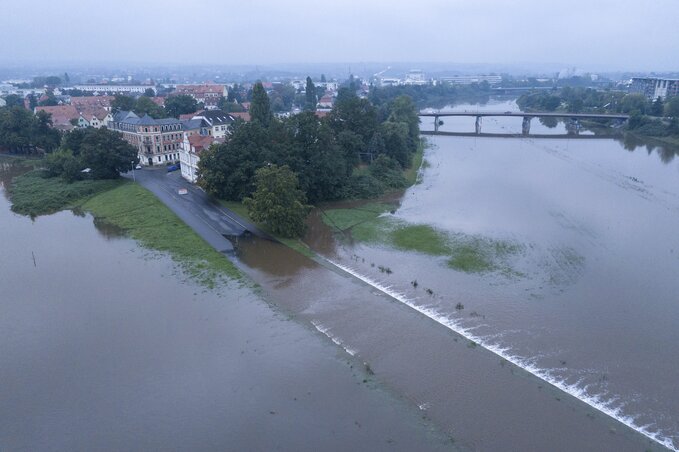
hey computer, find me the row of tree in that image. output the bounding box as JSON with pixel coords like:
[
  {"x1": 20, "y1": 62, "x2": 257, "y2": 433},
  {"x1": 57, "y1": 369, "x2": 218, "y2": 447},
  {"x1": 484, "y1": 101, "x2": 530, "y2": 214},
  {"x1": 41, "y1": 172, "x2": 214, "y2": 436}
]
[
  {"x1": 44, "y1": 128, "x2": 138, "y2": 181},
  {"x1": 0, "y1": 106, "x2": 61, "y2": 153},
  {"x1": 198, "y1": 82, "x2": 421, "y2": 236},
  {"x1": 517, "y1": 87, "x2": 679, "y2": 118},
  {"x1": 110, "y1": 94, "x2": 198, "y2": 119}
]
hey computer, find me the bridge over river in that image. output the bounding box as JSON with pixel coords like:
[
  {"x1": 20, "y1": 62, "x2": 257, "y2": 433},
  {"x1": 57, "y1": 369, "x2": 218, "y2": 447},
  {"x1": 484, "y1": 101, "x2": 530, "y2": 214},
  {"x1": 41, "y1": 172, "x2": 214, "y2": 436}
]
[{"x1": 419, "y1": 111, "x2": 629, "y2": 137}]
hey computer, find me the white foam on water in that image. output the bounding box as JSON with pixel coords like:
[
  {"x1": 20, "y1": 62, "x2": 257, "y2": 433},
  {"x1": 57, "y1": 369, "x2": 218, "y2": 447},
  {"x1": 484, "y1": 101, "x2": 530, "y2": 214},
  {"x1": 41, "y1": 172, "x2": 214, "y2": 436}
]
[
  {"x1": 326, "y1": 258, "x2": 678, "y2": 451},
  {"x1": 311, "y1": 320, "x2": 357, "y2": 356}
]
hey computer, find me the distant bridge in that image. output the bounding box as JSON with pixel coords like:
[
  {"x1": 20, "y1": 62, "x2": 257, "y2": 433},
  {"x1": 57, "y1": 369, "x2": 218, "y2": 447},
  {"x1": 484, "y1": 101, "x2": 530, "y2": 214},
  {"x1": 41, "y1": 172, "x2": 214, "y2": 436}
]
[{"x1": 418, "y1": 111, "x2": 629, "y2": 135}]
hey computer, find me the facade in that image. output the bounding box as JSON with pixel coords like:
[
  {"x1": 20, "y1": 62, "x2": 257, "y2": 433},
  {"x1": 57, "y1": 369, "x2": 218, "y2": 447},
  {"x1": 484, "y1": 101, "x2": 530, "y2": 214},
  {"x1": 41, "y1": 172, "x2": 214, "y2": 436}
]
[
  {"x1": 109, "y1": 111, "x2": 183, "y2": 166},
  {"x1": 439, "y1": 75, "x2": 502, "y2": 86},
  {"x1": 191, "y1": 110, "x2": 234, "y2": 139},
  {"x1": 77, "y1": 108, "x2": 113, "y2": 128},
  {"x1": 174, "y1": 84, "x2": 227, "y2": 108},
  {"x1": 630, "y1": 77, "x2": 679, "y2": 100},
  {"x1": 72, "y1": 85, "x2": 156, "y2": 95},
  {"x1": 179, "y1": 135, "x2": 222, "y2": 183},
  {"x1": 404, "y1": 70, "x2": 428, "y2": 86}
]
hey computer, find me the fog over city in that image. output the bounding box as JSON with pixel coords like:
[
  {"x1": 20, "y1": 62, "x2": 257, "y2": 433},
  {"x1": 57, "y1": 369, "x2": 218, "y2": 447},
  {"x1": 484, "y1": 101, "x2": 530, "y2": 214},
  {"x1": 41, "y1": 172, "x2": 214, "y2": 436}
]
[{"x1": 2, "y1": 0, "x2": 678, "y2": 71}]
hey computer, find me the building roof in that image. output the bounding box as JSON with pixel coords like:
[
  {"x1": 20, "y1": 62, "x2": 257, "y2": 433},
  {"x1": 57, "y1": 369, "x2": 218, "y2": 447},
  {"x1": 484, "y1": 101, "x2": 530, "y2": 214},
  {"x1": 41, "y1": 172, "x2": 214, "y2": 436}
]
[
  {"x1": 70, "y1": 96, "x2": 114, "y2": 110},
  {"x1": 194, "y1": 109, "x2": 234, "y2": 126},
  {"x1": 187, "y1": 135, "x2": 219, "y2": 155},
  {"x1": 36, "y1": 105, "x2": 79, "y2": 130},
  {"x1": 181, "y1": 118, "x2": 208, "y2": 130},
  {"x1": 229, "y1": 112, "x2": 251, "y2": 122},
  {"x1": 113, "y1": 110, "x2": 138, "y2": 122}
]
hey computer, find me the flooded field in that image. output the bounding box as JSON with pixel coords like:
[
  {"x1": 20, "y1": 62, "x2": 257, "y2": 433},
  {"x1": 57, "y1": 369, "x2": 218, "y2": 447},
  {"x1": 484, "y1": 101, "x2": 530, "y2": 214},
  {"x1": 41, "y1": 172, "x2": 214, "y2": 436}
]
[{"x1": 0, "y1": 158, "x2": 450, "y2": 452}]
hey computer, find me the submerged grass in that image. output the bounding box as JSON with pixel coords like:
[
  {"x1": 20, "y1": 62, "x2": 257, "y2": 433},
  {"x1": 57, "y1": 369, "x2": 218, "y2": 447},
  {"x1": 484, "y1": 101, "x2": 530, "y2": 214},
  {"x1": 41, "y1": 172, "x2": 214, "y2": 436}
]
[
  {"x1": 321, "y1": 205, "x2": 522, "y2": 275},
  {"x1": 9, "y1": 172, "x2": 241, "y2": 286},
  {"x1": 81, "y1": 183, "x2": 241, "y2": 286},
  {"x1": 9, "y1": 170, "x2": 123, "y2": 216}
]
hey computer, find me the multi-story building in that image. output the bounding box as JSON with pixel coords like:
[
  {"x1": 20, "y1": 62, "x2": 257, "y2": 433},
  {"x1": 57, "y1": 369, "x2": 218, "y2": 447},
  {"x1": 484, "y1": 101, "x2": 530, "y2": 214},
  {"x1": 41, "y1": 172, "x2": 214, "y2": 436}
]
[
  {"x1": 179, "y1": 135, "x2": 223, "y2": 183},
  {"x1": 629, "y1": 77, "x2": 679, "y2": 100},
  {"x1": 439, "y1": 75, "x2": 502, "y2": 86},
  {"x1": 72, "y1": 85, "x2": 156, "y2": 95},
  {"x1": 109, "y1": 111, "x2": 183, "y2": 166},
  {"x1": 191, "y1": 110, "x2": 235, "y2": 139},
  {"x1": 174, "y1": 84, "x2": 227, "y2": 108}
]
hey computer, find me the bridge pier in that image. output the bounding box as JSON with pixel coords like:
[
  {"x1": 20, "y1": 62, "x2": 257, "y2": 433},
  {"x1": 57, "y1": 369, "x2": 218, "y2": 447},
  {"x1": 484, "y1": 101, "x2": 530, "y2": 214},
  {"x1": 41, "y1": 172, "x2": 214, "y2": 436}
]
[
  {"x1": 475, "y1": 116, "x2": 482, "y2": 134},
  {"x1": 522, "y1": 117, "x2": 531, "y2": 135},
  {"x1": 567, "y1": 118, "x2": 581, "y2": 135},
  {"x1": 434, "y1": 115, "x2": 439, "y2": 132}
]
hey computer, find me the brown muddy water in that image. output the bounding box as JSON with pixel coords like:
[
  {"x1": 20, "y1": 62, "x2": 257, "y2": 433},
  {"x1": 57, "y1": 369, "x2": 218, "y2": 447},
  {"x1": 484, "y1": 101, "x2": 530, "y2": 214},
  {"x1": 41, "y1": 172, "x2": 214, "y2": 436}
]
[
  {"x1": 232, "y1": 100, "x2": 678, "y2": 451},
  {"x1": 0, "y1": 158, "x2": 451, "y2": 451},
  {"x1": 235, "y1": 99, "x2": 679, "y2": 450}
]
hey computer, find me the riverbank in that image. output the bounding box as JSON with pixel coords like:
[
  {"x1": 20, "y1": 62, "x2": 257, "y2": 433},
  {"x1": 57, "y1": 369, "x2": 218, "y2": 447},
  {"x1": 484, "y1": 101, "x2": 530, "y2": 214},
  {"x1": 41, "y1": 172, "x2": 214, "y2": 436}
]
[
  {"x1": 9, "y1": 170, "x2": 240, "y2": 285},
  {"x1": 0, "y1": 159, "x2": 455, "y2": 452}
]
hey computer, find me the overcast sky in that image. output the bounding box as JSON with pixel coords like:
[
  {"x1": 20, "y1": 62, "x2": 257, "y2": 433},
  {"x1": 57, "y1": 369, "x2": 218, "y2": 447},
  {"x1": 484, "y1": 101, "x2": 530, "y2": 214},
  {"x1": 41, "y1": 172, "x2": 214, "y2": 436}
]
[{"x1": 2, "y1": 0, "x2": 677, "y2": 71}]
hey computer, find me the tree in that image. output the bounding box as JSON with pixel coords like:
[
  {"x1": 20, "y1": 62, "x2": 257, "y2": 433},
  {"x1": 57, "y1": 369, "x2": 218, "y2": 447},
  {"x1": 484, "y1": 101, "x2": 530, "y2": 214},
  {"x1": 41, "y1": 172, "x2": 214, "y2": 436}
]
[
  {"x1": 304, "y1": 76, "x2": 317, "y2": 111},
  {"x1": 619, "y1": 94, "x2": 648, "y2": 115},
  {"x1": 63, "y1": 72, "x2": 70, "y2": 84},
  {"x1": 0, "y1": 106, "x2": 60, "y2": 154},
  {"x1": 3, "y1": 94, "x2": 24, "y2": 107},
  {"x1": 144, "y1": 88, "x2": 155, "y2": 97},
  {"x1": 665, "y1": 96, "x2": 679, "y2": 118},
  {"x1": 321, "y1": 74, "x2": 327, "y2": 83},
  {"x1": 111, "y1": 94, "x2": 135, "y2": 112},
  {"x1": 243, "y1": 164, "x2": 310, "y2": 238},
  {"x1": 38, "y1": 91, "x2": 58, "y2": 106},
  {"x1": 164, "y1": 94, "x2": 198, "y2": 118},
  {"x1": 250, "y1": 82, "x2": 273, "y2": 126},
  {"x1": 651, "y1": 97, "x2": 664, "y2": 117},
  {"x1": 134, "y1": 96, "x2": 166, "y2": 119},
  {"x1": 51, "y1": 127, "x2": 137, "y2": 179}
]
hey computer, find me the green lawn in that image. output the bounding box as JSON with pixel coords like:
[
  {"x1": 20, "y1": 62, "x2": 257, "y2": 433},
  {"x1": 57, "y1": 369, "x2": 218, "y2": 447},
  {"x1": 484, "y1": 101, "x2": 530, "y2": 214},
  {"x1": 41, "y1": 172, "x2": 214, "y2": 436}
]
[{"x1": 81, "y1": 183, "x2": 241, "y2": 286}]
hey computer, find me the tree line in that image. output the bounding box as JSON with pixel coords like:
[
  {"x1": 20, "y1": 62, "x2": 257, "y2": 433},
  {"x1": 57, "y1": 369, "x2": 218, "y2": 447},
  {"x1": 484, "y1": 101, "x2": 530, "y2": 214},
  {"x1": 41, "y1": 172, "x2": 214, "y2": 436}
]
[
  {"x1": 517, "y1": 87, "x2": 679, "y2": 138},
  {"x1": 198, "y1": 82, "x2": 421, "y2": 236}
]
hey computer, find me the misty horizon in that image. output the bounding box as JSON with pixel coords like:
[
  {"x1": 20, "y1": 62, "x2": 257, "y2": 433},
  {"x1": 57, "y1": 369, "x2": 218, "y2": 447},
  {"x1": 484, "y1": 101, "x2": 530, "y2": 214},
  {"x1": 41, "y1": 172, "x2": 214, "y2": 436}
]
[{"x1": 2, "y1": 0, "x2": 679, "y2": 73}]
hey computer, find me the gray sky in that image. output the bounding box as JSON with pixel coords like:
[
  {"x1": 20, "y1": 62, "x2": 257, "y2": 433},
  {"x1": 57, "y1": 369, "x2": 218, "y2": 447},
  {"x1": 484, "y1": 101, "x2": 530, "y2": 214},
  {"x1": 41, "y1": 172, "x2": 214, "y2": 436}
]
[{"x1": 2, "y1": 0, "x2": 677, "y2": 71}]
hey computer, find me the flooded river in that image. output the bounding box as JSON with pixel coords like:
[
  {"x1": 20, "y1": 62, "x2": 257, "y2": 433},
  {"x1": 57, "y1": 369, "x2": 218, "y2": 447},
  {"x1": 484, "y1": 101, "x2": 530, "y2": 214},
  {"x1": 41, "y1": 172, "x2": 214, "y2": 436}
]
[
  {"x1": 0, "y1": 158, "x2": 450, "y2": 451},
  {"x1": 295, "y1": 100, "x2": 679, "y2": 449}
]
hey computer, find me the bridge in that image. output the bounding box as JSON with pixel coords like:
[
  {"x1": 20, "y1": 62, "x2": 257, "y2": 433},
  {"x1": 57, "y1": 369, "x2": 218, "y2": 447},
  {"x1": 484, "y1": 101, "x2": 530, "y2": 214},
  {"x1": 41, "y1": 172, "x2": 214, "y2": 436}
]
[{"x1": 419, "y1": 111, "x2": 629, "y2": 136}]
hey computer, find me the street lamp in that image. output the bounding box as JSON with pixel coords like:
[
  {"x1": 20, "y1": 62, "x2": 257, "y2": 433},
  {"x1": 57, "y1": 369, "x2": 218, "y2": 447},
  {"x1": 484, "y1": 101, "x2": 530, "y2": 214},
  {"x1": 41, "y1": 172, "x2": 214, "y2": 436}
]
[{"x1": 131, "y1": 161, "x2": 136, "y2": 182}]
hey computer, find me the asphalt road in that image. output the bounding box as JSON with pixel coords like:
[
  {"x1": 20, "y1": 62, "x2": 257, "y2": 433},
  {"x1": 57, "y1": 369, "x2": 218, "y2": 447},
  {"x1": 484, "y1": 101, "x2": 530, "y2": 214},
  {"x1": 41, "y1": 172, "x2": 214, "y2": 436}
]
[{"x1": 124, "y1": 167, "x2": 267, "y2": 253}]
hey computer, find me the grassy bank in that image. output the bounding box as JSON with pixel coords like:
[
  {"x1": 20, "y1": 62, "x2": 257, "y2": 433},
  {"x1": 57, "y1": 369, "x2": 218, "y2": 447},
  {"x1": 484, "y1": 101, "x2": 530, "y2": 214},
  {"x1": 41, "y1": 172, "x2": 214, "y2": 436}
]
[
  {"x1": 9, "y1": 170, "x2": 123, "y2": 216},
  {"x1": 82, "y1": 184, "x2": 241, "y2": 285},
  {"x1": 10, "y1": 171, "x2": 240, "y2": 286},
  {"x1": 321, "y1": 203, "x2": 523, "y2": 275}
]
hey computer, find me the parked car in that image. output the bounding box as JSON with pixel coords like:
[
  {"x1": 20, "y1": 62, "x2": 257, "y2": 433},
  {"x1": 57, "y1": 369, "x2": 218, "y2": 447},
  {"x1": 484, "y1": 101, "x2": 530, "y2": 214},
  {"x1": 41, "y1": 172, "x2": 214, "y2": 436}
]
[
  {"x1": 167, "y1": 164, "x2": 179, "y2": 172},
  {"x1": 135, "y1": 164, "x2": 142, "y2": 170}
]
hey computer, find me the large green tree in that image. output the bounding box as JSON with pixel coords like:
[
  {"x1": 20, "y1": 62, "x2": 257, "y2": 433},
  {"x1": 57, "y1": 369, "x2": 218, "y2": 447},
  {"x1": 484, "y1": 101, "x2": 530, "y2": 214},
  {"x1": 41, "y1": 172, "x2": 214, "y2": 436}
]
[
  {"x1": 304, "y1": 76, "x2": 317, "y2": 111},
  {"x1": 243, "y1": 164, "x2": 310, "y2": 238},
  {"x1": 665, "y1": 96, "x2": 679, "y2": 118},
  {"x1": 250, "y1": 82, "x2": 273, "y2": 127},
  {"x1": 0, "y1": 106, "x2": 60, "y2": 153},
  {"x1": 133, "y1": 96, "x2": 166, "y2": 119},
  {"x1": 58, "y1": 127, "x2": 137, "y2": 179},
  {"x1": 164, "y1": 94, "x2": 198, "y2": 118},
  {"x1": 111, "y1": 94, "x2": 135, "y2": 112}
]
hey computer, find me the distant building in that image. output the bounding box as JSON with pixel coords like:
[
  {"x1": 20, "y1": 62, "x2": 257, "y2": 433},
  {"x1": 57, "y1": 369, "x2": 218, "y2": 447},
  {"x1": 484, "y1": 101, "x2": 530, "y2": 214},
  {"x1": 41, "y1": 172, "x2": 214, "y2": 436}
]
[
  {"x1": 70, "y1": 96, "x2": 114, "y2": 111},
  {"x1": 318, "y1": 94, "x2": 334, "y2": 109},
  {"x1": 174, "y1": 84, "x2": 227, "y2": 108},
  {"x1": 35, "y1": 105, "x2": 79, "y2": 131},
  {"x1": 73, "y1": 84, "x2": 156, "y2": 95},
  {"x1": 190, "y1": 110, "x2": 234, "y2": 139},
  {"x1": 77, "y1": 108, "x2": 113, "y2": 129},
  {"x1": 109, "y1": 111, "x2": 183, "y2": 166},
  {"x1": 404, "y1": 70, "x2": 428, "y2": 86},
  {"x1": 439, "y1": 75, "x2": 502, "y2": 86},
  {"x1": 629, "y1": 77, "x2": 679, "y2": 100}
]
